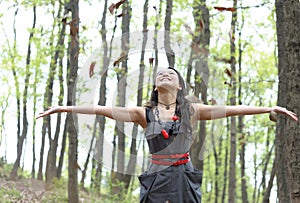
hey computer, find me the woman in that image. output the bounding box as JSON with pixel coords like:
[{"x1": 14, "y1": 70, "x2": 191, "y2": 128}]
[{"x1": 37, "y1": 67, "x2": 298, "y2": 203}]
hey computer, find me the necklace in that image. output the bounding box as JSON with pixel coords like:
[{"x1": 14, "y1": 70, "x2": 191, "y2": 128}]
[
  {"x1": 155, "y1": 107, "x2": 179, "y2": 139},
  {"x1": 157, "y1": 101, "x2": 176, "y2": 110}
]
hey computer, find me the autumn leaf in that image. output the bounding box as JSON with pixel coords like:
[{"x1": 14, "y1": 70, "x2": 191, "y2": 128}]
[
  {"x1": 113, "y1": 52, "x2": 126, "y2": 67},
  {"x1": 149, "y1": 57, "x2": 155, "y2": 66},
  {"x1": 224, "y1": 81, "x2": 232, "y2": 87},
  {"x1": 116, "y1": 13, "x2": 125, "y2": 18},
  {"x1": 214, "y1": 6, "x2": 236, "y2": 12},
  {"x1": 115, "y1": 0, "x2": 126, "y2": 9},
  {"x1": 197, "y1": 19, "x2": 204, "y2": 33},
  {"x1": 89, "y1": 61, "x2": 96, "y2": 78},
  {"x1": 109, "y1": 0, "x2": 126, "y2": 14},
  {"x1": 224, "y1": 68, "x2": 232, "y2": 77},
  {"x1": 108, "y1": 3, "x2": 115, "y2": 14}
]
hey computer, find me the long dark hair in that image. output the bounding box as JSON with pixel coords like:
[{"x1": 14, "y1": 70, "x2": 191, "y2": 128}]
[{"x1": 145, "y1": 67, "x2": 194, "y2": 135}]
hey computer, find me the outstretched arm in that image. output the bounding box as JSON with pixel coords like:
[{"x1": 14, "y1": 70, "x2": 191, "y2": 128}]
[
  {"x1": 36, "y1": 105, "x2": 147, "y2": 127},
  {"x1": 194, "y1": 104, "x2": 298, "y2": 122}
]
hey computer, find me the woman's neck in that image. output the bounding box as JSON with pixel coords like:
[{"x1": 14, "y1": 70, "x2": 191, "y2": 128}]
[{"x1": 157, "y1": 92, "x2": 176, "y2": 106}]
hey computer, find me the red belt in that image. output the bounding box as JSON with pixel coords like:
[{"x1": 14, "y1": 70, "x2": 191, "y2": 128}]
[{"x1": 151, "y1": 152, "x2": 190, "y2": 166}]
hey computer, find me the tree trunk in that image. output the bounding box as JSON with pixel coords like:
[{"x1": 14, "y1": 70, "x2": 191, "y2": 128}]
[
  {"x1": 228, "y1": 1, "x2": 237, "y2": 202},
  {"x1": 283, "y1": 1, "x2": 300, "y2": 202},
  {"x1": 237, "y1": 17, "x2": 248, "y2": 203},
  {"x1": 123, "y1": 0, "x2": 148, "y2": 191},
  {"x1": 45, "y1": 3, "x2": 67, "y2": 182},
  {"x1": 189, "y1": 0, "x2": 210, "y2": 172},
  {"x1": 112, "y1": 0, "x2": 131, "y2": 194},
  {"x1": 164, "y1": 0, "x2": 175, "y2": 67},
  {"x1": 92, "y1": 0, "x2": 109, "y2": 193},
  {"x1": 10, "y1": 5, "x2": 36, "y2": 180},
  {"x1": 67, "y1": 0, "x2": 79, "y2": 202}
]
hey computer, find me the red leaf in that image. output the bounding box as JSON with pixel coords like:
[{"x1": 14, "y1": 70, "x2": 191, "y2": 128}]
[
  {"x1": 224, "y1": 68, "x2": 232, "y2": 77},
  {"x1": 198, "y1": 19, "x2": 204, "y2": 32},
  {"x1": 214, "y1": 6, "x2": 236, "y2": 12},
  {"x1": 89, "y1": 61, "x2": 96, "y2": 78},
  {"x1": 108, "y1": 3, "x2": 115, "y2": 15},
  {"x1": 115, "y1": 0, "x2": 126, "y2": 9},
  {"x1": 113, "y1": 52, "x2": 126, "y2": 67}
]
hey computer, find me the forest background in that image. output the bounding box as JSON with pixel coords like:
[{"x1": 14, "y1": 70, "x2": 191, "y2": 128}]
[{"x1": 0, "y1": 0, "x2": 299, "y2": 202}]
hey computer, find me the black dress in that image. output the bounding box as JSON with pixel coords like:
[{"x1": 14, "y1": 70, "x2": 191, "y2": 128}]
[{"x1": 138, "y1": 108, "x2": 202, "y2": 203}]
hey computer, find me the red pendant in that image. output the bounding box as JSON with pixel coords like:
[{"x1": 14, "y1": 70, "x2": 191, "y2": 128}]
[
  {"x1": 161, "y1": 129, "x2": 169, "y2": 139},
  {"x1": 172, "y1": 116, "x2": 178, "y2": 121}
]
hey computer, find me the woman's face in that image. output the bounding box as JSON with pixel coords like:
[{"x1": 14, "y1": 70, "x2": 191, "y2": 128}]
[{"x1": 155, "y1": 68, "x2": 181, "y2": 91}]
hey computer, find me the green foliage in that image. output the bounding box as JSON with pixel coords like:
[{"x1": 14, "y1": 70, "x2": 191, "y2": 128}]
[{"x1": 0, "y1": 187, "x2": 22, "y2": 203}]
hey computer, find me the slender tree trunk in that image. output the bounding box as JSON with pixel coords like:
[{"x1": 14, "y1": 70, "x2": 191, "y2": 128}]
[
  {"x1": 67, "y1": 0, "x2": 79, "y2": 202},
  {"x1": 190, "y1": 0, "x2": 210, "y2": 172},
  {"x1": 112, "y1": 0, "x2": 131, "y2": 194},
  {"x1": 228, "y1": 1, "x2": 237, "y2": 202},
  {"x1": 46, "y1": 3, "x2": 67, "y2": 182},
  {"x1": 221, "y1": 119, "x2": 229, "y2": 203},
  {"x1": 262, "y1": 159, "x2": 276, "y2": 203},
  {"x1": 237, "y1": 14, "x2": 248, "y2": 203},
  {"x1": 92, "y1": 0, "x2": 109, "y2": 193},
  {"x1": 10, "y1": 5, "x2": 36, "y2": 180},
  {"x1": 123, "y1": 0, "x2": 148, "y2": 191},
  {"x1": 164, "y1": 0, "x2": 175, "y2": 67}
]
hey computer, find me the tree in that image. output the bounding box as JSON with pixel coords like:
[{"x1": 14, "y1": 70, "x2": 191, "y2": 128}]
[
  {"x1": 66, "y1": 0, "x2": 80, "y2": 202},
  {"x1": 275, "y1": 1, "x2": 300, "y2": 202}
]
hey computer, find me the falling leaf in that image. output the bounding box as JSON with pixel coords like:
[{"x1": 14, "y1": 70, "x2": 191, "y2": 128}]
[
  {"x1": 214, "y1": 6, "x2": 236, "y2": 12},
  {"x1": 224, "y1": 81, "x2": 232, "y2": 87},
  {"x1": 153, "y1": 6, "x2": 157, "y2": 10},
  {"x1": 116, "y1": 13, "x2": 125, "y2": 18},
  {"x1": 224, "y1": 68, "x2": 232, "y2": 77},
  {"x1": 108, "y1": 0, "x2": 125, "y2": 15},
  {"x1": 115, "y1": 0, "x2": 126, "y2": 9},
  {"x1": 108, "y1": 3, "x2": 116, "y2": 14},
  {"x1": 113, "y1": 52, "x2": 126, "y2": 67},
  {"x1": 89, "y1": 61, "x2": 96, "y2": 78},
  {"x1": 149, "y1": 57, "x2": 155, "y2": 66},
  {"x1": 184, "y1": 23, "x2": 195, "y2": 36},
  {"x1": 198, "y1": 19, "x2": 204, "y2": 33}
]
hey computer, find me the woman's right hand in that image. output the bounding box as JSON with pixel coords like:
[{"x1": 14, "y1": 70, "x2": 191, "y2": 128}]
[{"x1": 36, "y1": 106, "x2": 66, "y2": 119}]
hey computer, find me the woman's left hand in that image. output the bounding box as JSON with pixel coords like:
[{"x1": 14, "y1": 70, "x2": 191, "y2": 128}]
[{"x1": 271, "y1": 106, "x2": 298, "y2": 122}]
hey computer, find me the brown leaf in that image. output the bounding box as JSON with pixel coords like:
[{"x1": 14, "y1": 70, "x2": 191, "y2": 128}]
[
  {"x1": 149, "y1": 57, "x2": 155, "y2": 66},
  {"x1": 224, "y1": 81, "x2": 232, "y2": 87},
  {"x1": 108, "y1": 3, "x2": 116, "y2": 14},
  {"x1": 116, "y1": 13, "x2": 125, "y2": 18},
  {"x1": 89, "y1": 61, "x2": 96, "y2": 78},
  {"x1": 214, "y1": 6, "x2": 236, "y2": 12},
  {"x1": 197, "y1": 19, "x2": 204, "y2": 33},
  {"x1": 113, "y1": 52, "x2": 126, "y2": 67},
  {"x1": 115, "y1": 0, "x2": 126, "y2": 9},
  {"x1": 224, "y1": 68, "x2": 232, "y2": 77},
  {"x1": 69, "y1": 19, "x2": 78, "y2": 38}
]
